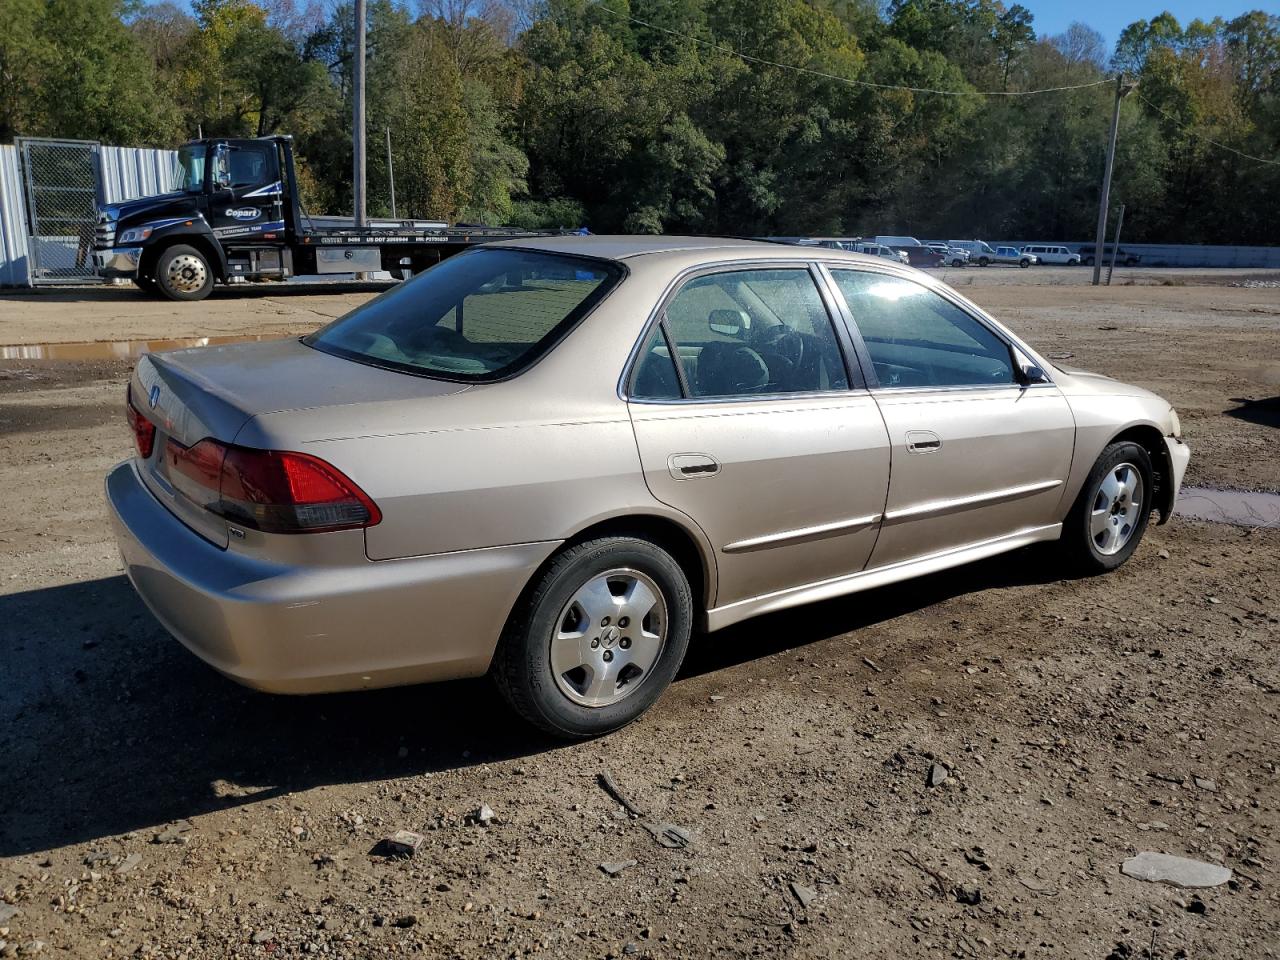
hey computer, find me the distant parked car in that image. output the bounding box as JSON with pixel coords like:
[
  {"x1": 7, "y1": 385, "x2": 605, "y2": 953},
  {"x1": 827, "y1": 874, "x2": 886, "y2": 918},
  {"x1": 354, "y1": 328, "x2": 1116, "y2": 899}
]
[
  {"x1": 891, "y1": 245, "x2": 945, "y2": 268},
  {"x1": 990, "y1": 246, "x2": 1037, "y2": 268},
  {"x1": 1022, "y1": 245, "x2": 1081, "y2": 266},
  {"x1": 926, "y1": 241, "x2": 969, "y2": 267},
  {"x1": 1078, "y1": 245, "x2": 1141, "y2": 267},
  {"x1": 855, "y1": 242, "x2": 910, "y2": 265}
]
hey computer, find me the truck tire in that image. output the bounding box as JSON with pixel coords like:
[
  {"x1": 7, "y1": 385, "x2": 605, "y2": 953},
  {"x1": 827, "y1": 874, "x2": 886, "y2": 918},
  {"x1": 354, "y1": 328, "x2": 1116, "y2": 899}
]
[
  {"x1": 155, "y1": 245, "x2": 214, "y2": 302},
  {"x1": 1019, "y1": 258, "x2": 1031, "y2": 268},
  {"x1": 977, "y1": 256, "x2": 990, "y2": 266}
]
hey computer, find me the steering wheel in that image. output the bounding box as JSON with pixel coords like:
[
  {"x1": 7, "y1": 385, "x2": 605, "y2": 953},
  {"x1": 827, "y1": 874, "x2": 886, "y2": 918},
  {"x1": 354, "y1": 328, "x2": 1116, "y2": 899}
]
[{"x1": 755, "y1": 323, "x2": 805, "y2": 370}]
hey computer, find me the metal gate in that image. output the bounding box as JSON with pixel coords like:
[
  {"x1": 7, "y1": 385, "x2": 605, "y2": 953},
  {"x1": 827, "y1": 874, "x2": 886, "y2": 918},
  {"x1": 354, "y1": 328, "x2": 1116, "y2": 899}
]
[{"x1": 17, "y1": 138, "x2": 101, "y2": 284}]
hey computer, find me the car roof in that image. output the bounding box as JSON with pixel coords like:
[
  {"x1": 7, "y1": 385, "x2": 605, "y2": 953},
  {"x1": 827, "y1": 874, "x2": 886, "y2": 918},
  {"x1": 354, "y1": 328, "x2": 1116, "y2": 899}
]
[{"x1": 488, "y1": 234, "x2": 888, "y2": 267}]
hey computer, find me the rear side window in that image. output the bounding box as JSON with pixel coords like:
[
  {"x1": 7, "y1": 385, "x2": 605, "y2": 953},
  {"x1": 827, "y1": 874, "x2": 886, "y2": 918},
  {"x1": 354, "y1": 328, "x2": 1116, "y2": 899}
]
[
  {"x1": 831, "y1": 271, "x2": 1014, "y2": 388},
  {"x1": 306, "y1": 249, "x2": 622, "y2": 381},
  {"x1": 634, "y1": 268, "x2": 849, "y2": 400}
]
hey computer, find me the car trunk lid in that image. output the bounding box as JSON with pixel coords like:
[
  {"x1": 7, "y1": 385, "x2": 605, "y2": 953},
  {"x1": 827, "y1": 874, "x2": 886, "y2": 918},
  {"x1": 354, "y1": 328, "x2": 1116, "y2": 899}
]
[{"x1": 130, "y1": 337, "x2": 469, "y2": 548}]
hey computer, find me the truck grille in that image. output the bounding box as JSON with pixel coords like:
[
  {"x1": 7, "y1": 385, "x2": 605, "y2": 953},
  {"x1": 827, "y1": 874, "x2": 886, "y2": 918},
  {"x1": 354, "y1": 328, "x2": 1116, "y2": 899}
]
[{"x1": 94, "y1": 214, "x2": 116, "y2": 250}]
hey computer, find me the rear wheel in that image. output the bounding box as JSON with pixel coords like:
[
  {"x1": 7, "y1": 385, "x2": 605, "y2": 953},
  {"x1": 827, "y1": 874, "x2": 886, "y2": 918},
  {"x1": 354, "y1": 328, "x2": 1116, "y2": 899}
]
[
  {"x1": 155, "y1": 244, "x2": 214, "y2": 301},
  {"x1": 951, "y1": 257, "x2": 964, "y2": 267},
  {"x1": 492, "y1": 535, "x2": 693, "y2": 738},
  {"x1": 1060, "y1": 441, "x2": 1154, "y2": 573},
  {"x1": 1083, "y1": 256, "x2": 1095, "y2": 267},
  {"x1": 978, "y1": 256, "x2": 990, "y2": 266}
]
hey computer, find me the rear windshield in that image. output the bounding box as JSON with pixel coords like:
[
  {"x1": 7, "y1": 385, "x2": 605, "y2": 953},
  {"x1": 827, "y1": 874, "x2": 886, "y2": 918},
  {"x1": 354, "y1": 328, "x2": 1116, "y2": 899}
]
[{"x1": 305, "y1": 248, "x2": 622, "y2": 381}]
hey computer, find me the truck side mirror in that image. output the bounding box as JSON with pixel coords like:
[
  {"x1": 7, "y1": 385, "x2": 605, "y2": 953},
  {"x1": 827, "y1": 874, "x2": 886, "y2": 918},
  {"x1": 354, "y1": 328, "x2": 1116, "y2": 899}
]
[{"x1": 212, "y1": 144, "x2": 233, "y2": 189}]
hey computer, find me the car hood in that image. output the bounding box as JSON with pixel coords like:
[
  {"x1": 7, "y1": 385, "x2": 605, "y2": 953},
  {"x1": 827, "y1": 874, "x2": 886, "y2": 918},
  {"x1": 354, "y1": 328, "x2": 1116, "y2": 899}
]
[
  {"x1": 1051, "y1": 364, "x2": 1165, "y2": 402},
  {"x1": 136, "y1": 337, "x2": 470, "y2": 446}
]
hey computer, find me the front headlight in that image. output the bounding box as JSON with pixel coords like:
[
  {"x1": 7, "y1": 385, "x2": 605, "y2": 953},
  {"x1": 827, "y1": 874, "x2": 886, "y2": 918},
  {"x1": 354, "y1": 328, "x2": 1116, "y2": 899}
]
[
  {"x1": 117, "y1": 226, "x2": 153, "y2": 245},
  {"x1": 1169, "y1": 407, "x2": 1181, "y2": 439}
]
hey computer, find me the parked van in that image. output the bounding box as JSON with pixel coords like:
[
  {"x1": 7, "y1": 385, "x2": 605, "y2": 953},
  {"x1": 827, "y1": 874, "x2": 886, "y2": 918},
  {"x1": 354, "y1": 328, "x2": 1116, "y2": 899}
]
[
  {"x1": 874, "y1": 235, "x2": 922, "y2": 248},
  {"x1": 1022, "y1": 244, "x2": 1081, "y2": 265},
  {"x1": 855, "y1": 242, "x2": 910, "y2": 265},
  {"x1": 947, "y1": 240, "x2": 998, "y2": 265}
]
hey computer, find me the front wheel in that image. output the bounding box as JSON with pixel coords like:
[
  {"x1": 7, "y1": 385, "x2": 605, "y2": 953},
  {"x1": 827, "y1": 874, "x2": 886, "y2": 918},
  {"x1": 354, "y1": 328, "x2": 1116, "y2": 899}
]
[
  {"x1": 492, "y1": 535, "x2": 693, "y2": 738},
  {"x1": 1060, "y1": 441, "x2": 1154, "y2": 573},
  {"x1": 155, "y1": 244, "x2": 215, "y2": 301},
  {"x1": 952, "y1": 258, "x2": 964, "y2": 267},
  {"x1": 1019, "y1": 258, "x2": 1031, "y2": 268},
  {"x1": 978, "y1": 256, "x2": 990, "y2": 266}
]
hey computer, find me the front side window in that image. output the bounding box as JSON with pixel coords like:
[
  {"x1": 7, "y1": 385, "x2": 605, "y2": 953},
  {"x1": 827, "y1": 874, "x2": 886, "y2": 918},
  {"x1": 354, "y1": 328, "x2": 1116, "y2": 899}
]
[
  {"x1": 633, "y1": 268, "x2": 849, "y2": 400},
  {"x1": 171, "y1": 145, "x2": 206, "y2": 193},
  {"x1": 831, "y1": 271, "x2": 1014, "y2": 388},
  {"x1": 307, "y1": 248, "x2": 622, "y2": 381}
]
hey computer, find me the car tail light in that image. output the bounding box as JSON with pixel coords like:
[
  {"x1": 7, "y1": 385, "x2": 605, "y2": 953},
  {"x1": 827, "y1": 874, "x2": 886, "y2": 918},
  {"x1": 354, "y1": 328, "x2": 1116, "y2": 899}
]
[
  {"x1": 126, "y1": 385, "x2": 156, "y2": 459},
  {"x1": 165, "y1": 437, "x2": 381, "y2": 534}
]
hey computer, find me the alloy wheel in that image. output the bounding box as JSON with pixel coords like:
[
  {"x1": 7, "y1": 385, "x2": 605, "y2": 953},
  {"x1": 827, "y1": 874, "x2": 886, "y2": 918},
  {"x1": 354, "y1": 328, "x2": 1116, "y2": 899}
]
[
  {"x1": 1090, "y1": 462, "x2": 1144, "y2": 556},
  {"x1": 550, "y1": 568, "x2": 667, "y2": 708}
]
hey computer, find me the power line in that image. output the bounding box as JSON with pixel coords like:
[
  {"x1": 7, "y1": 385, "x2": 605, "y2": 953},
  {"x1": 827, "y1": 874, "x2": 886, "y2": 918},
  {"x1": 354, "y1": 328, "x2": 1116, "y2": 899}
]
[
  {"x1": 1135, "y1": 92, "x2": 1280, "y2": 167},
  {"x1": 588, "y1": 1, "x2": 1114, "y2": 98}
]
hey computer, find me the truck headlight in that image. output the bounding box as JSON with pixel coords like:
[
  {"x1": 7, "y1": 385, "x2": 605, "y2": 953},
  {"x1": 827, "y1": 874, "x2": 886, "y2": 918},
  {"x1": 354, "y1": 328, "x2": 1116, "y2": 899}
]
[{"x1": 118, "y1": 226, "x2": 153, "y2": 244}]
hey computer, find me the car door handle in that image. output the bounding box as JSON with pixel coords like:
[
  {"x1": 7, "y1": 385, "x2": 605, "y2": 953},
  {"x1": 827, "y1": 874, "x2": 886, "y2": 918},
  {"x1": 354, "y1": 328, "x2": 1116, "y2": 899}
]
[
  {"x1": 668, "y1": 453, "x2": 721, "y2": 480},
  {"x1": 906, "y1": 430, "x2": 943, "y2": 454}
]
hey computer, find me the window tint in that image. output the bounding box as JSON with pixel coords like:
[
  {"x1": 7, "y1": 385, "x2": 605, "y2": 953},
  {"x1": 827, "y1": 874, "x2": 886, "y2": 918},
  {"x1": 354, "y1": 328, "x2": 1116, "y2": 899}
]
[
  {"x1": 657, "y1": 269, "x2": 849, "y2": 399},
  {"x1": 307, "y1": 249, "x2": 622, "y2": 381},
  {"x1": 831, "y1": 271, "x2": 1014, "y2": 388}
]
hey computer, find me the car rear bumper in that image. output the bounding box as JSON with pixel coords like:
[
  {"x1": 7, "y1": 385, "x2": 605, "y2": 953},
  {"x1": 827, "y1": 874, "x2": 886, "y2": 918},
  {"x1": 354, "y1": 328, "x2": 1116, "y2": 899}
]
[
  {"x1": 93, "y1": 246, "x2": 142, "y2": 279},
  {"x1": 106, "y1": 460, "x2": 558, "y2": 694}
]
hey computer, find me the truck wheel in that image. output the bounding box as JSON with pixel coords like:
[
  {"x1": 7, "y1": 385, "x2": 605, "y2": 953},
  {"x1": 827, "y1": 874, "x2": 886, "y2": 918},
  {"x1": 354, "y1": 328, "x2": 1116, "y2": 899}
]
[
  {"x1": 1020, "y1": 258, "x2": 1031, "y2": 268},
  {"x1": 978, "y1": 256, "x2": 990, "y2": 267},
  {"x1": 951, "y1": 257, "x2": 964, "y2": 267},
  {"x1": 155, "y1": 245, "x2": 214, "y2": 302}
]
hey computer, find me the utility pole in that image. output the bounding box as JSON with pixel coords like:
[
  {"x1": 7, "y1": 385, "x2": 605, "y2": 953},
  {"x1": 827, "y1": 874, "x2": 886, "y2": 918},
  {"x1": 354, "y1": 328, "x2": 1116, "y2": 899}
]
[
  {"x1": 1092, "y1": 74, "x2": 1132, "y2": 286},
  {"x1": 353, "y1": 0, "x2": 367, "y2": 229},
  {"x1": 385, "y1": 127, "x2": 396, "y2": 219},
  {"x1": 1105, "y1": 203, "x2": 1125, "y2": 286}
]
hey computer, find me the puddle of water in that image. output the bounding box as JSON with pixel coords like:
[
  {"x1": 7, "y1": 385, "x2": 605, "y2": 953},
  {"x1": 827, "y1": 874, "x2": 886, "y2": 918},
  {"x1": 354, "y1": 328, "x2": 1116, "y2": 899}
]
[
  {"x1": 1176, "y1": 487, "x2": 1280, "y2": 528},
  {"x1": 0, "y1": 334, "x2": 279, "y2": 362}
]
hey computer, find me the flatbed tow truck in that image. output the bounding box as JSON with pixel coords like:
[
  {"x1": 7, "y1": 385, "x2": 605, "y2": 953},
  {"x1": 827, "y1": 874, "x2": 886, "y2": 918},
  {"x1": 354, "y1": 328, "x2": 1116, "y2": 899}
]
[{"x1": 93, "y1": 135, "x2": 556, "y2": 301}]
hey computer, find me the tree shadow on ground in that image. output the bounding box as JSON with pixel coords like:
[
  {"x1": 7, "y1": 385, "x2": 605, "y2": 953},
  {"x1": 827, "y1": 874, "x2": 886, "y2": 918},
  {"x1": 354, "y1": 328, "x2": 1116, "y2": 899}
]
[
  {"x1": 0, "y1": 545, "x2": 1072, "y2": 858},
  {"x1": 1225, "y1": 396, "x2": 1280, "y2": 429}
]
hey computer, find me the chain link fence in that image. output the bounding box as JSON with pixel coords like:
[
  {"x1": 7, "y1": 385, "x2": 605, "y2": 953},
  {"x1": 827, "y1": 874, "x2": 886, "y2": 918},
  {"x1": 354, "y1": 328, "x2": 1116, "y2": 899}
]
[{"x1": 17, "y1": 138, "x2": 101, "y2": 283}]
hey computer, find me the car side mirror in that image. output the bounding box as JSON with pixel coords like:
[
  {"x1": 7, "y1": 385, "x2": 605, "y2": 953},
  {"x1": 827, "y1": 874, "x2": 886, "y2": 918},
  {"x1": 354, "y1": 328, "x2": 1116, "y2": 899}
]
[{"x1": 1018, "y1": 363, "x2": 1047, "y2": 385}]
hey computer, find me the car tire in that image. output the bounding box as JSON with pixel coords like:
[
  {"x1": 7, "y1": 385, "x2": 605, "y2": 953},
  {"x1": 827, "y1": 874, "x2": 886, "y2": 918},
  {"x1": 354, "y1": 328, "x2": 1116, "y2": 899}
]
[
  {"x1": 492, "y1": 535, "x2": 694, "y2": 739},
  {"x1": 1019, "y1": 258, "x2": 1031, "y2": 268},
  {"x1": 978, "y1": 256, "x2": 990, "y2": 266},
  {"x1": 155, "y1": 244, "x2": 215, "y2": 302},
  {"x1": 1060, "y1": 441, "x2": 1154, "y2": 574},
  {"x1": 952, "y1": 258, "x2": 964, "y2": 267}
]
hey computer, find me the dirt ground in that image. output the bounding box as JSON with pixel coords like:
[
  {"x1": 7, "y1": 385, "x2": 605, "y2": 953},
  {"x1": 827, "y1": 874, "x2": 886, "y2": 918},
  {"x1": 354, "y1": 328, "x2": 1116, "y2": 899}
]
[{"x1": 0, "y1": 267, "x2": 1277, "y2": 959}]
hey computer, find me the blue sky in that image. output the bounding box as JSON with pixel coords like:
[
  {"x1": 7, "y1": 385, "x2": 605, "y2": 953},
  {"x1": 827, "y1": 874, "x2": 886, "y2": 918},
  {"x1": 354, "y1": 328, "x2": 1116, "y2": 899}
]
[{"x1": 1026, "y1": 2, "x2": 1268, "y2": 53}]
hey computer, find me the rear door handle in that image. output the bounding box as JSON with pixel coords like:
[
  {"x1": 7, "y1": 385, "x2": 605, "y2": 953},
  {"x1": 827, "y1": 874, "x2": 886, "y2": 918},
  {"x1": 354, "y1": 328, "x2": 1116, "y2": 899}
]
[
  {"x1": 668, "y1": 453, "x2": 721, "y2": 480},
  {"x1": 906, "y1": 430, "x2": 943, "y2": 454}
]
